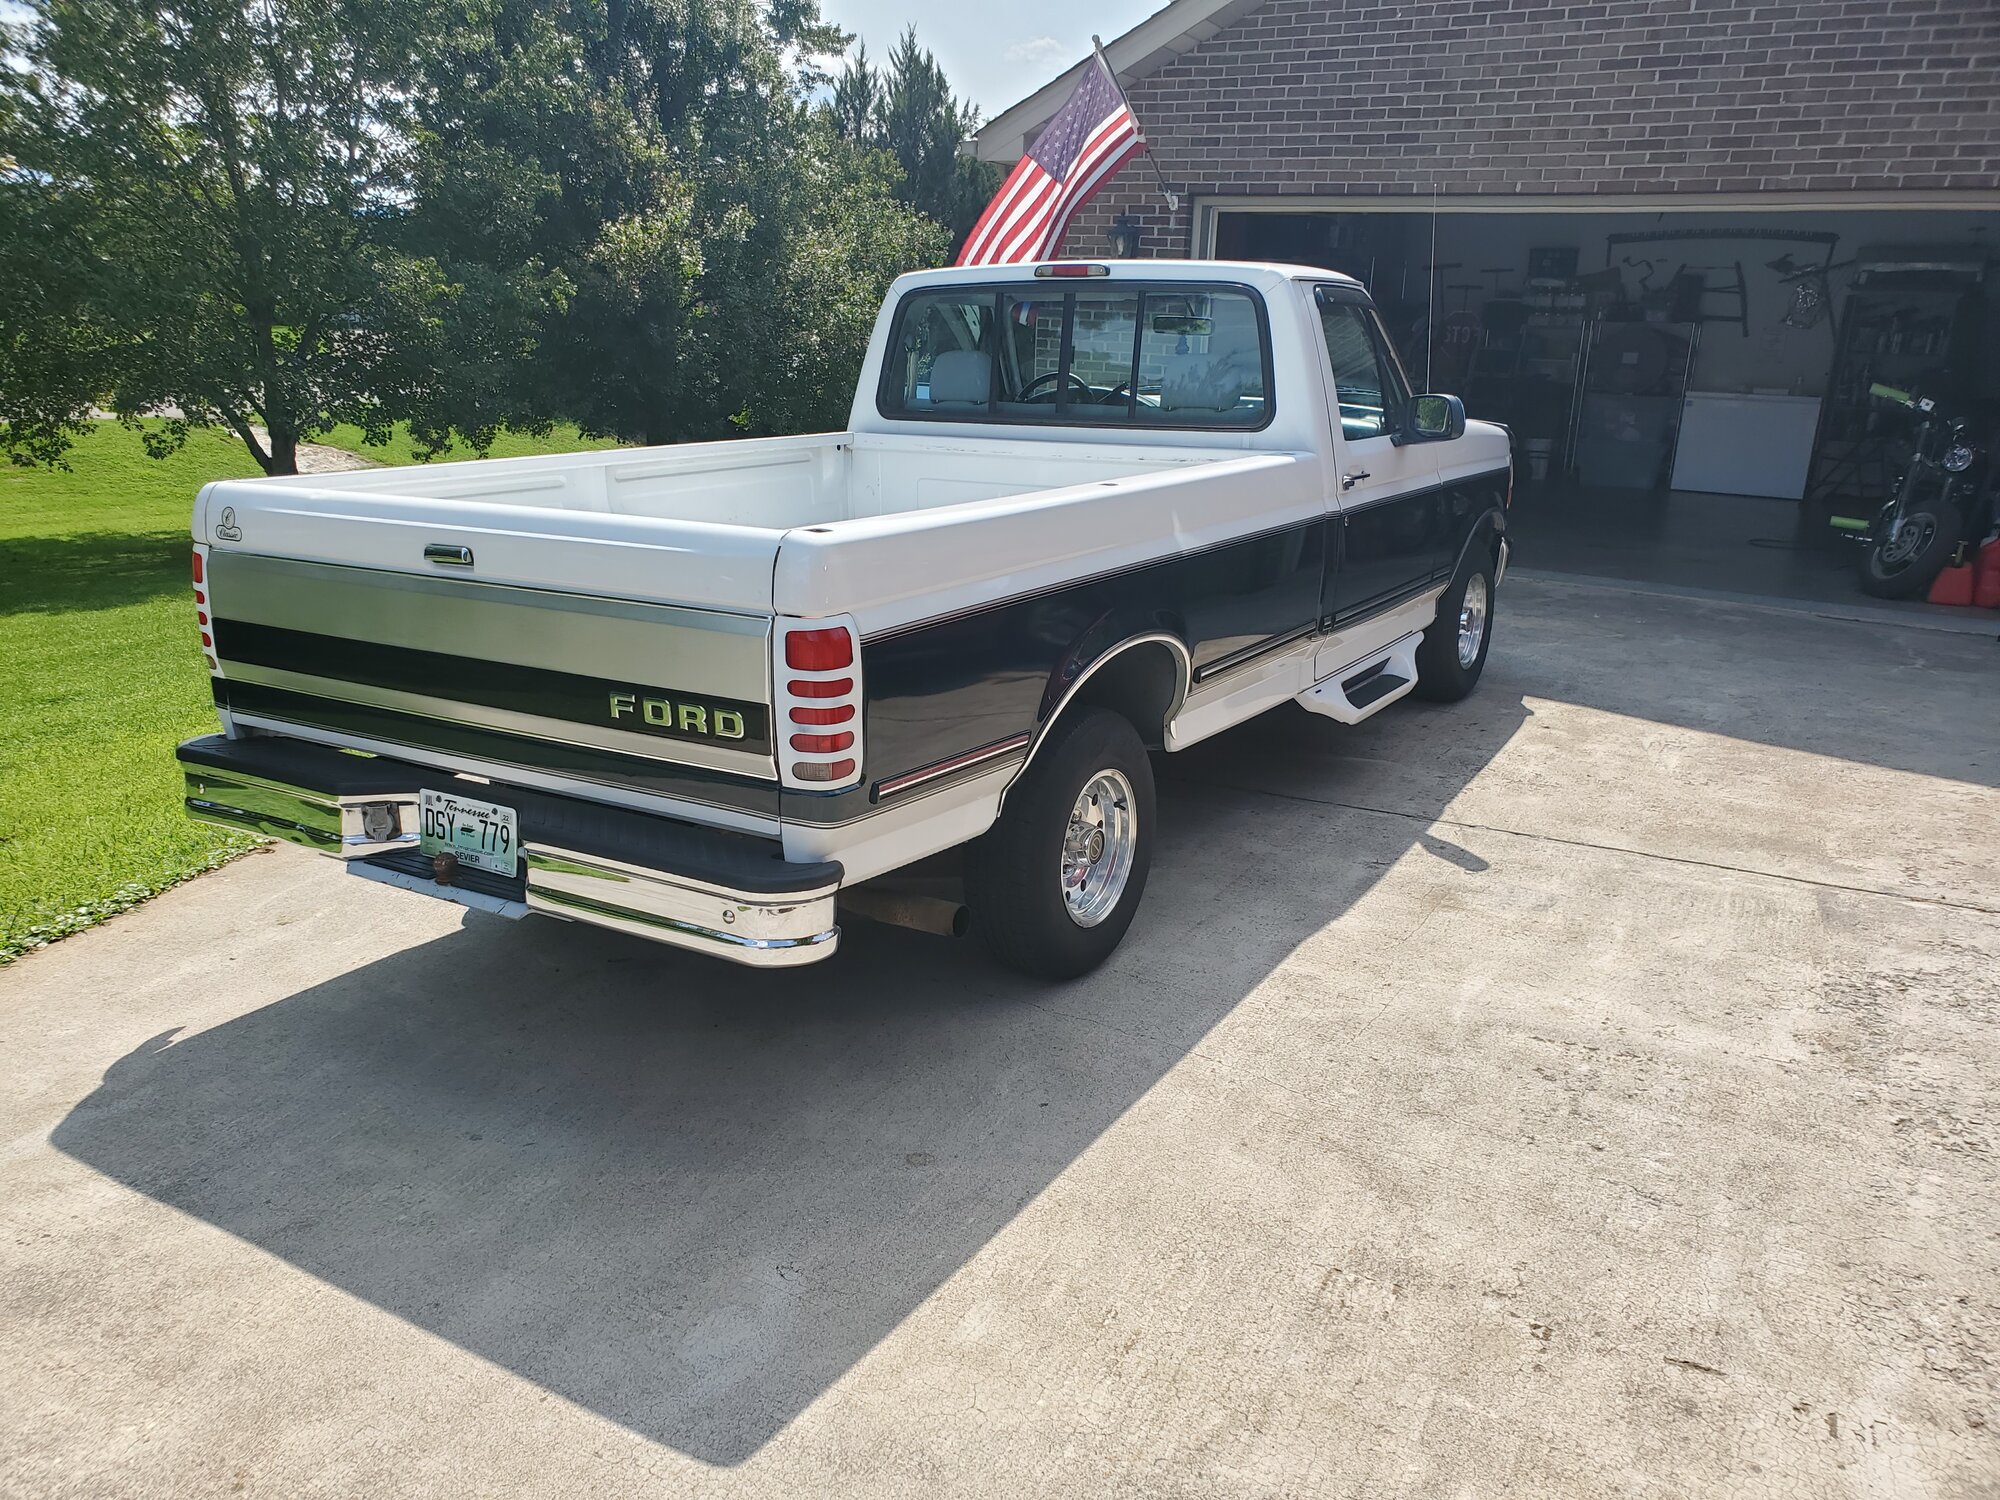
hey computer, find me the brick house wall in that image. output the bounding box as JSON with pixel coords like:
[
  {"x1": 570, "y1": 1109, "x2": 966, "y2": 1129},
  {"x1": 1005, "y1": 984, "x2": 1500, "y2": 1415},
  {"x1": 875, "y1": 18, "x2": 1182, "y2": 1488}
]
[{"x1": 1058, "y1": 0, "x2": 2000, "y2": 257}]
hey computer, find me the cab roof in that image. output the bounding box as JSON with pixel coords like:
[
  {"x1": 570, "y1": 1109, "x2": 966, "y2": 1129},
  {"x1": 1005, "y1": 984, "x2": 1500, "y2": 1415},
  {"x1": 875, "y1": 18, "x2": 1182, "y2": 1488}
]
[{"x1": 891, "y1": 260, "x2": 1365, "y2": 293}]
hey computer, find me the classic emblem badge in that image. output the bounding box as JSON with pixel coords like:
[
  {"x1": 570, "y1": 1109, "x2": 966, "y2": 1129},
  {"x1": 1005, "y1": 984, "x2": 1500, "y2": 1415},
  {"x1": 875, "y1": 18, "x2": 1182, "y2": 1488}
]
[
  {"x1": 214, "y1": 505, "x2": 242, "y2": 541},
  {"x1": 608, "y1": 691, "x2": 748, "y2": 741}
]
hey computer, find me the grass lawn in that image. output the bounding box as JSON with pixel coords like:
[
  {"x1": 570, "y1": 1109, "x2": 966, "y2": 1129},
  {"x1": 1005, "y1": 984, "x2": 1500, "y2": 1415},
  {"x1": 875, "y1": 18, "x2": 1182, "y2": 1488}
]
[
  {"x1": 0, "y1": 424, "x2": 261, "y2": 961},
  {"x1": 318, "y1": 420, "x2": 624, "y2": 466},
  {"x1": 0, "y1": 420, "x2": 623, "y2": 963}
]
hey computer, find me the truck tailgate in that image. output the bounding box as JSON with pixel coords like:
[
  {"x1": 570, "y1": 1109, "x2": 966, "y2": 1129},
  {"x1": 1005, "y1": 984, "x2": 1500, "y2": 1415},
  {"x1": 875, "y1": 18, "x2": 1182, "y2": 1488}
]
[
  {"x1": 195, "y1": 479, "x2": 781, "y2": 612},
  {"x1": 197, "y1": 483, "x2": 783, "y2": 819}
]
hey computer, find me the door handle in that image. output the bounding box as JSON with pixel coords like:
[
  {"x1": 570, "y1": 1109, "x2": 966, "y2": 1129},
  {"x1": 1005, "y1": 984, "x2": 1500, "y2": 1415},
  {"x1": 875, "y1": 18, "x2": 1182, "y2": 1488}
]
[
  {"x1": 424, "y1": 543, "x2": 475, "y2": 567},
  {"x1": 1341, "y1": 469, "x2": 1371, "y2": 490}
]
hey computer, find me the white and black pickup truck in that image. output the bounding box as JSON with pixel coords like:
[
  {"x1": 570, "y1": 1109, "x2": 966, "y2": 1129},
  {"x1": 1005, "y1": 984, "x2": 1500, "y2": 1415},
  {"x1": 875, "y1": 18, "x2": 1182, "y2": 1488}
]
[{"x1": 178, "y1": 260, "x2": 1511, "y2": 977}]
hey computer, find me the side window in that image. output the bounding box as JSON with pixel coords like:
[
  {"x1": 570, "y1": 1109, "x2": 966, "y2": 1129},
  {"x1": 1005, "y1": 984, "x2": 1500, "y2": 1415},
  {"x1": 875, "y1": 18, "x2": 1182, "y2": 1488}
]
[
  {"x1": 1316, "y1": 291, "x2": 1405, "y2": 441},
  {"x1": 1367, "y1": 307, "x2": 1417, "y2": 406}
]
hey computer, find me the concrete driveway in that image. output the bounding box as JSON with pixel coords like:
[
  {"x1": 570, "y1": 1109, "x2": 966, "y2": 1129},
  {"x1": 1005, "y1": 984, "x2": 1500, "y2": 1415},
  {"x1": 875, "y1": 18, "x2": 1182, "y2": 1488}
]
[{"x1": 4, "y1": 577, "x2": 1997, "y2": 1499}]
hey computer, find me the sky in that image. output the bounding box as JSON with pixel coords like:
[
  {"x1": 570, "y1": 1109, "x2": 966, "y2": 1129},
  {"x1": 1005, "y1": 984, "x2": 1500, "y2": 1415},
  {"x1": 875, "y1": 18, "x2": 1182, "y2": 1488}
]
[{"x1": 818, "y1": 1, "x2": 1163, "y2": 119}]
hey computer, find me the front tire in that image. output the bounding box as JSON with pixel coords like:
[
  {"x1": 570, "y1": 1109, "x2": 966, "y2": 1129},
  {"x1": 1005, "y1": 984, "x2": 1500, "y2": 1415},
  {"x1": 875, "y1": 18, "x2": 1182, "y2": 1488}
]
[
  {"x1": 966, "y1": 708, "x2": 1156, "y2": 980},
  {"x1": 1415, "y1": 544, "x2": 1496, "y2": 702},
  {"x1": 1859, "y1": 500, "x2": 1964, "y2": 599}
]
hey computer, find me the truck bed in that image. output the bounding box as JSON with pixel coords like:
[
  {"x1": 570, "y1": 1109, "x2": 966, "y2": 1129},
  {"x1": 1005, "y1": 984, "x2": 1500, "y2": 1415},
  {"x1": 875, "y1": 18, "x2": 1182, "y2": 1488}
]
[
  {"x1": 197, "y1": 431, "x2": 1303, "y2": 612},
  {"x1": 213, "y1": 430, "x2": 1253, "y2": 521}
]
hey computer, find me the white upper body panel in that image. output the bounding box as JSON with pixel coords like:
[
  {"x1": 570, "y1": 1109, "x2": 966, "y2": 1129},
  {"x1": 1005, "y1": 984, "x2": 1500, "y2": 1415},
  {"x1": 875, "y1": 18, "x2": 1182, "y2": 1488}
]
[{"x1": 191, "y1": 263, "x2": 1504, "y2": 630}]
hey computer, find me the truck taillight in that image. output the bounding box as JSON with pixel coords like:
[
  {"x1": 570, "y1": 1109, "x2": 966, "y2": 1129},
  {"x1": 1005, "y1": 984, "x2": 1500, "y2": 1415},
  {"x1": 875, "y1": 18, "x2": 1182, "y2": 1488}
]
[
  {"x1": 192, "y1": 545, "x2": 217, "y2": 672},
  {"x1": 789, "y1": 677, "x2": 852, "y2": 699},
  {"x1": 789, "y1": 731, "x2": 854, "y2": 754},
  {"x1": 789, "y1": 704, "x2": 853, "y2": 726},
  {"x1": 791, "y1": 759, "x2": 856, "y2": 783},
  {"x1": 785, "y1": 627, "x2": 853, "y2": 672},
  {"x1": 776, "y1": 618, "x2": 861, "y2": 791}
]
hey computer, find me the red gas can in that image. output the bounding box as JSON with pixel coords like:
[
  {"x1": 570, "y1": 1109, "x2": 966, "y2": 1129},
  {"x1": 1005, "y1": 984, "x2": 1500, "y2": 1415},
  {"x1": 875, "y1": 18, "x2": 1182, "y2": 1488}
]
[
  {"x1": 1972, "y1": 536, "x2": 2000, "y2": 610},
  {"x1": 1929, "y1": 561, "x2": 1977, "y2": 607}
]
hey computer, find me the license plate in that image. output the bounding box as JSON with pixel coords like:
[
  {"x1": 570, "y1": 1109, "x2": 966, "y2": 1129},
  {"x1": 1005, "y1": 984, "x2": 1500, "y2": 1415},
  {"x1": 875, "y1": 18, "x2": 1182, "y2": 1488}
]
[{"x1": 418, "y1": 789, "x2": 519, "y2": 876}]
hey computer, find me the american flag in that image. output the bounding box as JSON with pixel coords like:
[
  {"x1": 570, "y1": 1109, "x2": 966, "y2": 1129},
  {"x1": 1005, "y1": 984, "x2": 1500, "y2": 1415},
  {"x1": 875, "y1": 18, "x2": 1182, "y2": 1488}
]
[{"x1": 957, "y1": 54, "x2": 1147, "y2": 267}]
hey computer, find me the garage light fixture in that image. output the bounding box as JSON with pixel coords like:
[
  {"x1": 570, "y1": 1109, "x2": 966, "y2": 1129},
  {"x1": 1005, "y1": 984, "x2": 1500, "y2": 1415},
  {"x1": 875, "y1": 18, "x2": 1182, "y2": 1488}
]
[{"x1": 1108, "y1": 213, "x2": 1143, "y2": 260}]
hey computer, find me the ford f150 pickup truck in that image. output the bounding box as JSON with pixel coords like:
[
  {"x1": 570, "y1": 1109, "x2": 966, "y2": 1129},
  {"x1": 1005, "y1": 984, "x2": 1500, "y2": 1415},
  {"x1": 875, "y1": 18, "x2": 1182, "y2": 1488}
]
[{"x1": 178, "y1": 260, "x2": 1510, "y2": 977}]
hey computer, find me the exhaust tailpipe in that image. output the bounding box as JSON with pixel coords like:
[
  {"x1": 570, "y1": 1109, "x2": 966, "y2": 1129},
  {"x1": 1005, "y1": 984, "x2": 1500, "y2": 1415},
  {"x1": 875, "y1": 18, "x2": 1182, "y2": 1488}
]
[{"x1": 839, "y1": 889, "x2": 971, "y2": 940}]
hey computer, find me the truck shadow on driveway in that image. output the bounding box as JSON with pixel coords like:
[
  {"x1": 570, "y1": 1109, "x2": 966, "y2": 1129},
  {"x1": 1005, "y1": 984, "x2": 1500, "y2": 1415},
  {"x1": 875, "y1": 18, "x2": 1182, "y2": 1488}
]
[{"x1": 51, "y1": 691, "x2": 1531, "y2": 1466}]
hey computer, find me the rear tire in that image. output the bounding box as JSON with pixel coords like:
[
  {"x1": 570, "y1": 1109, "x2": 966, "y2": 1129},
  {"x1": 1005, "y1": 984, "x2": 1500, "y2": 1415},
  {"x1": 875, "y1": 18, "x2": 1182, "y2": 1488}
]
[
  {"x1": 966, "y1": 708, "x2": 1155, "y2": 980},
  {"x1": 1414, "y1": 543, "x2": 1496, "y2": 702}
]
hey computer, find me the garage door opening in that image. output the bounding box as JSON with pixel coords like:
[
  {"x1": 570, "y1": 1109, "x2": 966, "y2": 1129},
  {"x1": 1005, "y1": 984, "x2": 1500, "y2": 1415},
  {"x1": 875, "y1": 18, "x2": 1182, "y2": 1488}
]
[{"x1": 1213, "y1": 204, "x2": 1999, "y2": 612}]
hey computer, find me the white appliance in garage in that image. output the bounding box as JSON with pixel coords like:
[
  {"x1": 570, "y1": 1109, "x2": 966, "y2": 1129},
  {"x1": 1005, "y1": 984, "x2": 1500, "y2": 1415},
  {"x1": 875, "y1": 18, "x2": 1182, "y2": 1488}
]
[{"x1": 1670, "y1": 392, "x2": 1823, "y2": 499}]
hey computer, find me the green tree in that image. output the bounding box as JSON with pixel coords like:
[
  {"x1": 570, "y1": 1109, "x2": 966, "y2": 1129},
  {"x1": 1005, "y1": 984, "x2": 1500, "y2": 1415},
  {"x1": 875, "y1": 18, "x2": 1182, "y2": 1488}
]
[
  {"x1": 733, "y1": 120, "x2": 948, "y2": 436},
  {"x1": 831, "y1": 42, "x2": 881, "y2": 145},
  {"x1": 2, "y1": 0, "x2": 957, "y2": 471},
  {"x1": 0, "y1": 161, "x2": 109, "y2": 467},
  {"x1": 830, "y1": 27, "x2": 1000, "y2": 258},
  {"x1": 0, "y1": 0, "x2": 505, "y2": 473},
  {"x1": 413, "y1": 0, "x2": 944, "y2": 446}
]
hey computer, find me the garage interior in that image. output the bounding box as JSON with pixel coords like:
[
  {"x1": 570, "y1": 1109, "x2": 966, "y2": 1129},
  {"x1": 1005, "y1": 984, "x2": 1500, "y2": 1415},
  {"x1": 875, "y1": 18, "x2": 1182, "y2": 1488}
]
[{"x1": 1212, "y1": 204, "x2": 1999, "y2": 611}]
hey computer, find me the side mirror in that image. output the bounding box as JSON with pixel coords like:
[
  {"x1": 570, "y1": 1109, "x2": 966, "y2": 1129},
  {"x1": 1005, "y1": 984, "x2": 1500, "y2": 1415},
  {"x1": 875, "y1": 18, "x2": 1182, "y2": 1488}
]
[{"x1": 1405, "y1": 393, "x2": 1466, "y2": 443}]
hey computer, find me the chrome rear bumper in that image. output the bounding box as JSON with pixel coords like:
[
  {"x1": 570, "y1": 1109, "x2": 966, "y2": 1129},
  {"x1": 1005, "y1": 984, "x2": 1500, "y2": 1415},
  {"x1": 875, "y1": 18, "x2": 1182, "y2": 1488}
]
[
  {"x1": 179, "y1": 735, "x2": 840, "y2": 969},
  {"x1": 521, "y1": 848, "x2": 838, "y2": 967}
]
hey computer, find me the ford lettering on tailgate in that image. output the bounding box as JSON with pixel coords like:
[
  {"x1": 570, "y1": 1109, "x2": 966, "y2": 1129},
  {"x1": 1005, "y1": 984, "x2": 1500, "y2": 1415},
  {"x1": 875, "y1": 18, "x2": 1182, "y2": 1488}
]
[{"x1": 607, "y1": 690, "x2": 754, "y2": 744}]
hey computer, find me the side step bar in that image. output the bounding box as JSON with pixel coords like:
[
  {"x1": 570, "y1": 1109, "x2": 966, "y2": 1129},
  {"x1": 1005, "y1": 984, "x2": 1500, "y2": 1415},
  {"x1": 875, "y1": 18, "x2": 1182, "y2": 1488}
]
[{"x1": 1295, "y1": 632, "x2": 1423, "y2": 725}]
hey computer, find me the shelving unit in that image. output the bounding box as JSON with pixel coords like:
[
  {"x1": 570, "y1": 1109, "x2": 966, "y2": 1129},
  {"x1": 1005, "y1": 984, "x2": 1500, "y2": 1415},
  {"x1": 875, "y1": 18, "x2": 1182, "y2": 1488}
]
[{"x1": 1805, "y1": 265, "x2": 1986, "y2": 510}]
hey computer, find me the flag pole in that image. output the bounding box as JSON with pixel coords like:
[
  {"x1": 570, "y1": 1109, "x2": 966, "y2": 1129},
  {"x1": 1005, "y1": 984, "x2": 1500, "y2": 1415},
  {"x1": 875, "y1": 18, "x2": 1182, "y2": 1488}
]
[{"x1": 1092, "y1": 35, "x2": 1181, "y2": 213}]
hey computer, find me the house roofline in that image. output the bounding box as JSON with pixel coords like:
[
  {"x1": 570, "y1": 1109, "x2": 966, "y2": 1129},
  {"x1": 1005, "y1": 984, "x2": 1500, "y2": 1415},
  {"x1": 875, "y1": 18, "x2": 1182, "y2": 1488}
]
[{"x1": 971, "y1": 0, "x2": 1268, "y2": 163}]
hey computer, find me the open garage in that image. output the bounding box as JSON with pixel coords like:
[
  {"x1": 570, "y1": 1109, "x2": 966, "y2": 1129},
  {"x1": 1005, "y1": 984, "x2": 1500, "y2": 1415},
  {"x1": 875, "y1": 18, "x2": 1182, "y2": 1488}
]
[
  {"x1": 977, "y1": 0, "x2": 2000, "y2": 615},
  {"x1": 1212, "y1": 201, "x2": 1998, "y2": 605}
]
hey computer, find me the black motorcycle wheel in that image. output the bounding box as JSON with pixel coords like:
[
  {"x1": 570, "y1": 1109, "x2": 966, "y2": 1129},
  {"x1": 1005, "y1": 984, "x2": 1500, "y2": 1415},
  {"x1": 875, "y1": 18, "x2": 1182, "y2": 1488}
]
[{"x1": 1859, "y1": 501, "x2": 1964, "y2": 599}]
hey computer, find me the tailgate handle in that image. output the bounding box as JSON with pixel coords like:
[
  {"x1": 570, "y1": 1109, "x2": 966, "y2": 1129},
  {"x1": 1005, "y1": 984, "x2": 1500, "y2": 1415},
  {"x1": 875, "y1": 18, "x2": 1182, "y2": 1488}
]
[{"x1": 424, "y1": 543, "x2": 475, "y2": 567}]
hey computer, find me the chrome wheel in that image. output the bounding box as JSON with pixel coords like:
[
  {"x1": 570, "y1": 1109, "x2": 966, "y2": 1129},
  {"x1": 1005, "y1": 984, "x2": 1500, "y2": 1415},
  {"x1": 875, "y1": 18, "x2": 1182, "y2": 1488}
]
[
  {"x1": 1456, "y1": 573, "x2": 1490, "y2": 668},
  {"x1": 1061, "y1": 769, "x2": 1137, "y2": 928}
]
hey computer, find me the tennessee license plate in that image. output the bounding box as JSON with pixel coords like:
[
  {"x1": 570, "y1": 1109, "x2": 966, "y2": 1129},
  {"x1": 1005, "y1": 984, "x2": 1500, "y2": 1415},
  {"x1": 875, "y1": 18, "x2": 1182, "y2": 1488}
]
[{"x1": 418, "y1": 789, "x2": 519, "y2": 876}]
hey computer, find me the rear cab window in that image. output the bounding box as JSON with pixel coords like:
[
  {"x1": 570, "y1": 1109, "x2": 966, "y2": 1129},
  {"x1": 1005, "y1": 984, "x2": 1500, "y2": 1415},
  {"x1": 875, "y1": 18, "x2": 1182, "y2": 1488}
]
[{"x1": 880, "y1": 281, "x2": 1273, "y2": 430}]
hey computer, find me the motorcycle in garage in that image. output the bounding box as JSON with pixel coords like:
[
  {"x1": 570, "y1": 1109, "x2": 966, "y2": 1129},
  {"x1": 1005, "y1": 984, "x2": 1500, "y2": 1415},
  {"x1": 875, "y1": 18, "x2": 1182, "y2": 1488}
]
[{"x1": 1851, "y1": 383, "x2": 1995, "y2": 600}]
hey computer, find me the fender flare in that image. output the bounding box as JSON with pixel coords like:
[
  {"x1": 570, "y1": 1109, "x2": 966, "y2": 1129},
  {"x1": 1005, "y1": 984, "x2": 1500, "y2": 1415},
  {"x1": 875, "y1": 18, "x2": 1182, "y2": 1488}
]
[
  {"x1": 1451, "y1": 506, "x2": 1508, "y2": 582},
  {"x1": 999, "y1": 632, "x2": 1192, "y2": 808}
]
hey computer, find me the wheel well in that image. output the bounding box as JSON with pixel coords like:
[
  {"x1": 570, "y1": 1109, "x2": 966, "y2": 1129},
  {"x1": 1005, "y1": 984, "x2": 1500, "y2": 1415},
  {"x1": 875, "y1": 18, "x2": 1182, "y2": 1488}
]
[
  {"x1": 1052, "y1": 639, "x2": 1185, "y2": 751},
  {"x1": 1454, "y1": 509, "x2": 1505, "y2": 577},
  {"x1": 998, "y1": 639, "x2": 1184, "y2": 811}
]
